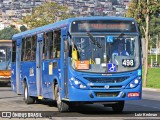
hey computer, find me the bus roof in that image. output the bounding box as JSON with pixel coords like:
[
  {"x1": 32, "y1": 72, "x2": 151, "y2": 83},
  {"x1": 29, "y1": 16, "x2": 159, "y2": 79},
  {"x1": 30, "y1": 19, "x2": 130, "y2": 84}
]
[{"x1": 12, "y1": 16, "x2": 137, "y2": 40}]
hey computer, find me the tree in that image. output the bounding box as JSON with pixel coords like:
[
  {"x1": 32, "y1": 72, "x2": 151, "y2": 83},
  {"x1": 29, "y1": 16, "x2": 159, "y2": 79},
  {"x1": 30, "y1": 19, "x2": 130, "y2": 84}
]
[
  {"x1": 126, "y1": 0, "x2": 160, "y2": 87},
  {"x1": 20, "y1": 25, "x2": 27, "y2": 32},
  {"x1": 22, "y1": 2, "x2": 75, "y2": 29},
  {"x1": 0, "y1": 26, "x2": 19, "y2": 40}
]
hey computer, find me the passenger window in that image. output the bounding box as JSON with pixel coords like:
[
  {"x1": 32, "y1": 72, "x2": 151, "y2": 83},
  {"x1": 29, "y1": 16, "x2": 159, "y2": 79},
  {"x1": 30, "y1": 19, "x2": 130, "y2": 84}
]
[
  {"x1": 25, "y1": 37, "x2": 32, "y2": 61},
  {"x1": 53, "y1": 30, "x2": 61, "y2": 58},
  {"x1": 31, "y1": 36, "x2": 37, "y2": 61},
  {"x1": 21, "y1": 36, "x2": 37, "y2": 61},
  {"x1": 12, "y1": 41, "x2": 16, "y2": 62},
  {"x1": 48, "y1": 32, "x2": 53, "y2": 59},
  {"x1": 43, "y1": 33, "x2": 48, "y2": 59},
  {"x1": 42, "y1": 30, "x2": 61, "y2": 59},
  {"x1": 21, "y1": 38, "x2": 26, "y2": 61}
]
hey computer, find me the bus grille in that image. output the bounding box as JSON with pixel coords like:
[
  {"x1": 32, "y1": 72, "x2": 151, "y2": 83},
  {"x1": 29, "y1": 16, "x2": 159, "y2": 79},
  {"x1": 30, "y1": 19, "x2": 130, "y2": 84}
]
[
  {"x1": 95, "y1": 92, "x2": 119, "y2": 97},
  {"x1": 84, "y1": 77, "x2": 129, "y2": 83},
  {"x1": 90, "y1": 86, "x2": 122, "y2": 89}
]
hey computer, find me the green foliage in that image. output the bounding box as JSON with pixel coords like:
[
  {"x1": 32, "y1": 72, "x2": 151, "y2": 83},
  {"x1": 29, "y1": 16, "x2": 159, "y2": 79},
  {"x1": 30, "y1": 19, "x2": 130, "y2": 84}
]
[
  {"x1": 149, "y1": 17, "x2": 160, "y2": 36},
  {"x1": 20, "y1": 25, "x2": 27, "y2": 32},
  {"x1": 0, "y1": 27, "x2": 19, "y2": 40},
  {"x1": 22, "y1": 2, "x2": 75, "y2": 29},
  {"x1": 126, "y1": 0, "x2": 160, "y2": 38}
]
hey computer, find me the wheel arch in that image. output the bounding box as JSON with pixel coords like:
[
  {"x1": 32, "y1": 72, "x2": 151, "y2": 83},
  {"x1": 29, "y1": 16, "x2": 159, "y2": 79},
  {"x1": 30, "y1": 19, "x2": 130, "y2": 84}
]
[
  {"x1": 52, "y1": 76, "x2": 60, "y2": 100},
  {"x1": 22, "y1": 76, "x2": 29, "y2": 94}
]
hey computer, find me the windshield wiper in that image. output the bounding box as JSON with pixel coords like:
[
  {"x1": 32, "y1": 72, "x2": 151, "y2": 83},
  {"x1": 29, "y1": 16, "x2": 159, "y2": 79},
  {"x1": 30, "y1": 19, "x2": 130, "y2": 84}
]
[
  {"x1": 118, "y1": 32, "x2": 125, "y2": 37},
  {"x1": 87, "y1": 32, "x2": 102, "y2": 48}
]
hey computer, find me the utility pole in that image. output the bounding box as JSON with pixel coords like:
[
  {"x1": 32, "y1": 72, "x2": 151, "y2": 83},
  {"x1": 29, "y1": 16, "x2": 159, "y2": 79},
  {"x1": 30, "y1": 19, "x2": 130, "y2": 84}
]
[{"x1": 156, "y1": 35, "x2": 158, "y2": 63}]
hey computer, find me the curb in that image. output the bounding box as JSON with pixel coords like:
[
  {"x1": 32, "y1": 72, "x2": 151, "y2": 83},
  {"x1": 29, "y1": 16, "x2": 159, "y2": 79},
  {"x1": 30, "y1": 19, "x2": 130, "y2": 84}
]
[{"x1": 142, "y1": 87, "x2": 160, "y2": 92}]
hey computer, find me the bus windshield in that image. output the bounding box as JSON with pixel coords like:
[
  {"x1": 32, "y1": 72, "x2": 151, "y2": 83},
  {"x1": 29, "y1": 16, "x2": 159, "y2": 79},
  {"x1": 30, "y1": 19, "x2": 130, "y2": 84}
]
[
  {"x1": 0, "y1": 47, "x2": 11, "y2": 70},
  {"x1": 70, "y1": 35, "x2": 140, "y2": 73}
]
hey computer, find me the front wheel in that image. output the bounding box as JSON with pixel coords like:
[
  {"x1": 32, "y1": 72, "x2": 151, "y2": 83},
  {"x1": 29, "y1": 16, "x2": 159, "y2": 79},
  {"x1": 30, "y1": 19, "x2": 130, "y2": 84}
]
[
  {"x1": 55, "y1": 84, "x2": 69, "y2": 112},
  {"x1": 24, "y1": 82, "x2": 35, "y2": 104},
  {"x1": 112, "y1": 101, "x2": 124, "y2": 113}
]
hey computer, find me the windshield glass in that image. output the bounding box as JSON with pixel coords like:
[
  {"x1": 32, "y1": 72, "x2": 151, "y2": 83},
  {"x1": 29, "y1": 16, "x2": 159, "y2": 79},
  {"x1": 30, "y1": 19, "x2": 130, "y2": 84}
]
[
  {"x1": 70, "y1": 35, "x2": 140, "y2": 73},
  {"x1": 0, "y1": 47, "x2": 11, "y2": 70}
]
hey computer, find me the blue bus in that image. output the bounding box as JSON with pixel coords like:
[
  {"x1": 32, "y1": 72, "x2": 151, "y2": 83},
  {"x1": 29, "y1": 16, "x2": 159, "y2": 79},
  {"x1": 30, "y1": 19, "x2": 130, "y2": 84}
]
[{"x1": 11, "y1": 16, "x2": 142, "y2": 112}]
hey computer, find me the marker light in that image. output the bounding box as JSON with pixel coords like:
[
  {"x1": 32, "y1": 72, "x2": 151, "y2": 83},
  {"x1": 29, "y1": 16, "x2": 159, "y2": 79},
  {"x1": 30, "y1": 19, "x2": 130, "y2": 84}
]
[{"x1": 128, "y1": 92, "x2": 140, "y2": 97}]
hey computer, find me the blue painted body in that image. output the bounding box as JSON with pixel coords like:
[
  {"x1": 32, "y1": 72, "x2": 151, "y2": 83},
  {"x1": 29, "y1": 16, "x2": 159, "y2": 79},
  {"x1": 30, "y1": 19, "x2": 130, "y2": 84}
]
[
  {"x1": 11, "y1": 16, "x2": 142, "y2": 103},
  {"x1": 11, "y1": 62, "x2": 16, "y2": 92}
]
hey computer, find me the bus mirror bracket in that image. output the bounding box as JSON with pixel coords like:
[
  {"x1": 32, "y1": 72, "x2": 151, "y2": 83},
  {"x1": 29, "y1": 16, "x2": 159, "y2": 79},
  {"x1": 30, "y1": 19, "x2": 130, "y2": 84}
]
[{"x1": 67, "y1": 31, "x2": 72, "y2": 39}]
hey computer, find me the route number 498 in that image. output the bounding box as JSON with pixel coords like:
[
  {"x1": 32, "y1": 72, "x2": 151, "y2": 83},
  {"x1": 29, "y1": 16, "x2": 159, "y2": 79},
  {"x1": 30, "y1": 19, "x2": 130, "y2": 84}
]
[{"x1": 122, "y1": 59, "x2": 134, "y2": 67}]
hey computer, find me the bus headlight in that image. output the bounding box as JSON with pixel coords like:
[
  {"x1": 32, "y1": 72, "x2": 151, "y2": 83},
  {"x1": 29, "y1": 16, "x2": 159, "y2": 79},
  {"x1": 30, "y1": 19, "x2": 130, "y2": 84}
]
[
  {"x1": 70, "y1": 77, "x2": 88, "y2": 89},
  {"x1": 126, "y1": 77, "x2": 141, "y2": 89}
]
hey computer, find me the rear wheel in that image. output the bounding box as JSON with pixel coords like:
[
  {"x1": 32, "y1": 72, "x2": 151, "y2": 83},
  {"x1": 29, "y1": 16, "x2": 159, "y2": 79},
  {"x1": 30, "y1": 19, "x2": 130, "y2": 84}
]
[
  {"x1": 55, "y1": 84, "x2": 69, "y2": 112},
  {"x1": 112, "y1": 101, "x2": 124, "y2": 113},
  {"x1": 24, "y1": 82, "x2": 35, "y2": 104}
]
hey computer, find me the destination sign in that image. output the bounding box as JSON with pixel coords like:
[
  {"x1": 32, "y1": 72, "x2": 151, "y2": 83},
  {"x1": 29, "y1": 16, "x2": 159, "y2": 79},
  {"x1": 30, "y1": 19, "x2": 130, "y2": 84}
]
[{"x1": 71, "y1": 20, "x2": 137, "y2": 32}]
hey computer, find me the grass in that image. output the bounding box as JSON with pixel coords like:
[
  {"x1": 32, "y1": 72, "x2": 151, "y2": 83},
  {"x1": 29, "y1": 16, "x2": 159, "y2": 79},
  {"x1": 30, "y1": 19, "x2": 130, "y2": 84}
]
[
  {"x1": 148, "y1": 55, "x2": 160, "y2": 65},
  {"x1": 142, "y1": 67, "x2": 160, "y2": 88},
  {"x1": 142, "y1": 55, "x2": 160, "y2": 89}
]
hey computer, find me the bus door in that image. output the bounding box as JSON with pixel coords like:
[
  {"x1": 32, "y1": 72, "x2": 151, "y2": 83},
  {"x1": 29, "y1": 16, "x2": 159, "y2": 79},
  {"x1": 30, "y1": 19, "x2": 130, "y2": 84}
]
[
  {"x1": 61, "y1": 28, "x2": 68, "y2": 98},
  {"x1": 36, "y1": 33, "x2": 43, "y2": 98},
  {"x1": 16, "y1": 39, "x2": 22, "y2": 94},
  {"x1": 11, "y1": 40, "x2": 17, "y2": 92},
  {"x1": 41, "y1": 31, "x2": 54, "y2": 98}
]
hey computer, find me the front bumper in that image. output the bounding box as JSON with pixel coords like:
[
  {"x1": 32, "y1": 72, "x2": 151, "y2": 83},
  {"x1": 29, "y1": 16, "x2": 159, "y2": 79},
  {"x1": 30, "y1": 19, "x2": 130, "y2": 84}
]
[
  {"x1": 67, "y1": 84, "x2": 142, "y2": 102},
  {"x1": 0, "y1": 78, "x2": 11, "y2": 83}
]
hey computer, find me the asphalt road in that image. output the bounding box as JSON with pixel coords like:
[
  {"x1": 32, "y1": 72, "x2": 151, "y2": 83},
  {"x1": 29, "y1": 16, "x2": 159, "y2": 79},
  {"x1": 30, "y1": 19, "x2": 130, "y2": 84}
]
[{"x1": 0, "y1": 86, "x2": 160, "y2": 120}]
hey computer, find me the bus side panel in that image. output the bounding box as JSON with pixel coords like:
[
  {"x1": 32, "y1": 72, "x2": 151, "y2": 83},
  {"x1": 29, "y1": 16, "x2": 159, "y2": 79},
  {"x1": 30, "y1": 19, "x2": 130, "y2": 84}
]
[
  {"x1": 21, "y1": 62, "x2": 37, "y2": 97},
  {"x1": 11, "y1": 62, "x2": 16, "y2": 92},
  {"x1": 42, "y1": 60, "x2": 50, "y2": 98},
  {"x1": 42, "y1": 59, "x2": 61, "y2": 99}
]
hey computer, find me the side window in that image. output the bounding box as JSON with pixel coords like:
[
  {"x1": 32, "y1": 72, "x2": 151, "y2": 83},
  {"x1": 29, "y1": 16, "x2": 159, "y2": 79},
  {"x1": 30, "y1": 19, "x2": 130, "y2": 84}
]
[
  {"x1": 12, "y1": 41, "x2": 16, "y2": 62},
  {"x1": 25, "y1": 37, "x2": 32, "y2": 61},
  {"x1": 53, "y1": 30, "x2": 61, "y2": 58},
  {"x1": 42, "y1": 30, "x2": 61, "y2": 59},
  {"x1": 21, "y1": 38, "x2": 26, "y2": 61},
  {"x1": 48, "y1": 32, "x2": 53, "y2": 59},
  {"x1": 43, "y1": 33, "x2": 48, "y2": 59},
  {"x1": 31, "y1": 35, "x2": 37, "y2": 61},
  {"x1": 42, "y1": 31, "x2": 54, "y2": 59}
]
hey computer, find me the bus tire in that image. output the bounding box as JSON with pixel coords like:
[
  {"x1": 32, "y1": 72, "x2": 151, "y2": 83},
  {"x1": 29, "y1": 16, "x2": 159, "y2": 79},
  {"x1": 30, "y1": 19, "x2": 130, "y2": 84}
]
[
  {"x1": 24, "y1": 82, "x2": 35, "y2": 104},
  {"x1": 112, "y1": 101, "x2": 124, "y2": 113},
  {"x1": 55, "y1": 84, "x2": 69, "y2": 112}
]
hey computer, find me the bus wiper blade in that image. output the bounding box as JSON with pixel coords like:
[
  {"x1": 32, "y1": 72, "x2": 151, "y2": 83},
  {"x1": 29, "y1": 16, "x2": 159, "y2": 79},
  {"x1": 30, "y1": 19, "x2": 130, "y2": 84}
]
[
  {"x1": 118, "y1": 32, "x2": 125, "y2": 37},
  {"x1": 87, "y1": 32, "x2": 102, "y2": 48}
]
